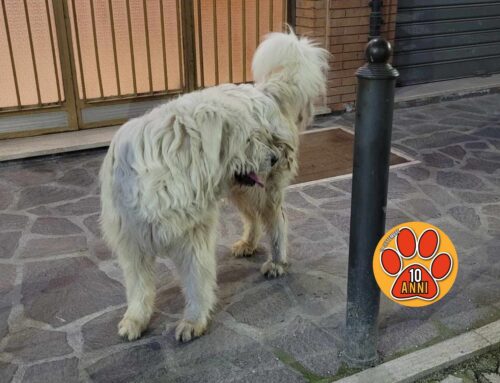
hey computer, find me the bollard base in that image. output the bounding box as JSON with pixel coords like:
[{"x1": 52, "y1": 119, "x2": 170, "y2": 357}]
[{"x1": 340, "y1": 350, "x2": 380, "y2": 368}]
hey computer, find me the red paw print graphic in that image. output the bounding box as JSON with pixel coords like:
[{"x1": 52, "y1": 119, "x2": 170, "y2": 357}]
[{"x1": 374, "y1": 222, "x2": 458, "y2": 307}]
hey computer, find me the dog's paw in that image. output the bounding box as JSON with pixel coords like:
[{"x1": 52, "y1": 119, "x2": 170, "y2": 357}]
[
  {"x1": 231, "y1": 240, "x2": 257, "y2": 258},
  {"x1": 260, "y1": 260, "x2": 288, "y2": 278},
  {"x1": 118, "y1": 316, "x2": 146, "y2": 341},
  {"x1": 175, "y1": 319, "x2": 207, "y2": 343}
]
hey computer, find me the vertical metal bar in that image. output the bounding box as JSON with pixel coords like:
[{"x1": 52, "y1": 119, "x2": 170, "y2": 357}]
[
  {"x1": 160, "y1": 0, "x2": 169, "y2": 90},
  {"x1": 287, "y1": 0, "x2": 295, "y2": 28},
  {"x1": 108, "y1": 0, "x2": 121, "y2": 96},
  {"x1": 343, "y1": 39, "x2": 399, "y2": 368},
  {"x1": 269, "y1": 0, "x2": 273, "y2": 31},
  {"x1": 45, "y1": 0, "x2": 62, "y2": 102},
  {"x1": 1, "y1": 1, "x2": 21, "y2": 107},
  {"x1": 212, "y1": 0, "x2": 219, "y2": 84},
  {"x1": 256, "y1": 0, "x2": 260, "y2": 44},
  {"x1": 126, "y1": 0, "x2": 137, "y2": 94},
  {"x1": 52, "y1": 0, "x2": 80, "y2": 130},
  {"x1": 71, "y1": 0, "x2": 87, "y2": 100},
  {"x1": 242, "y1": 0, "x2": 246, "y2": 82},
  {"x1": 143, "y1": 0, "x2": 153, "y2": 93},
  {"x1": 89, "y1": 0, "x2": 104, "y2": 98},
  {"x1": 23, "y1": 0, "x2": 42, "y2": 105},
  {"x1": 196, "y1": 0, "x2": 204, "y2": 87},
  {"x1": 180, "y1": 0, "x2": 196, "y2": 91},
  {"x1": 227, "y1": 0, "x2": 232, "y2": 83},
  {"x1": 176, "y1": 0, "x2": 185, "y2": 89}
]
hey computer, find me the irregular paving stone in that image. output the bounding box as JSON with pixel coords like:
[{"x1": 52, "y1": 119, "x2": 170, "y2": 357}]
[
  {"x1": 89, "y1": 239, "x2": 112, "y2": 260},
  {"x1": 0, "y1": 213, "x2": 29, "y2": 231},
  {"x1": 423, "y1": 152, "x2": 455, "y2": 168},
  {"x1": 322, "y1": 211, "x2": 350, "y2": 234},
  {"x1": 0, "y1": 264, "x2": 16, "y2": 340},
  {"x1": 0, "y1": 361, "x2": 17, "y2": 383},
  {"x1": 171, "y1": 323, "x2": 285, "y2": 377},
  {"x1": 401, "y1": 131, "x2": 478, "y2": 150},
  {"x1": 437, "y1": 171, "x2": 485, "y2": 190},
  {"x1": 20, "y1": 236, "x2": 87, "y2": 258},
  {"x1": 465, "y1": 141, "x2": 489, "y2": 149},
  {"x1": 385, "y1": 208, "x2": 413, "y2": 229},
  {"x1": 400, "y1": 165, "x2": 430, "y2": 181},
  {"x1": 388, "y1": 174, "x2": 417, "y2": 199},
  {"x1": 22, "y1": 257, "x2": 124, "y2": 327},
  {"x1": 481, "y1": 204, "x2": 500, "y2": 217},
  {"x1": 405, "y1": 123, "x2": 444, "y2": 135},
  {"x1": 84, "y1": 214, "x2": 101, "y2": 237},
  {"x1": 474, "y1": 150, "x2": 500, "y2": 163},
  {"x1": 379, "y1": 318, "x2": 440, "y2": 357},
  {"x1": 0, "y1": 184, "x2": 13, "y2": 210},
  {"x1": 435, "y1": 221, "x2": 482, "y2": 251},
  {"x1": 294, "y1": 217, "x2": 333, "y2": 241},
  {"x1": 4, "y1": 328, "x2": 72, "y2": 362},
  {"x1": 58, "y1": 168, "x2": 94, "y2": 187},
  {"x1": 17, "y1": 185, "x2": 86, "y2": 210},
  {"x1": 285, "y1": 191, "x2": 315, "y2": 209},
  {"x1": 398, "y1": 198, "x2": 441, "y2": 220},
  {"x1": 82, "y1": 307, "x2": 170, "y2": 352},
  {"x1": 0, "y1": 231, "x2": 22, "y2": 258},
  {"x1": 87, "y1": 342, "x2": 166, "y2": 383},
  {"x1": 53, "y1": 196, "x2": 101, "y2": 216},
  {"x1": 226, "y1": 284, "x2": 294, "y2": 328},
  {"x1": 319, "y1": 198, "x2": 352, "y2": 211},
  {"x1": 439, "y1": 117, "x2": 489, "y2": 129},
  {"x1": 267, "y1": 315, "x2": 341, "y2": 376},
  {"x1": 301, "y1": 184, "x2": 343, "y2": 200},
  {"x1": 440, "y1": 145, "x2": 467, "y2": 160},
  {"x1": 22, "y1": 357, "x2": 79, "y2": 383},
  {"x1": 420, "y1": 184, "x2": 458, "y2": 207},
  {"x1": 330, "y1": 178, "x2": 352, "y2": 193},
  {"x1": 488, "y1": 217, "x2": 500, "y2": 233},
  {"x1": 475, "y1": 127, "x2": 500, "y2": 139},
  {"x1": 1, "y1": 164, "x2": 58, "y2": 187},
  {"x1": 31, "y1": 217, "x2": 83, "y2": 235},
  {"x1": 228, "y1": 367, "x2": 306, "y2": 383},
  {"x1": 454, "y1": 191, "x2": 500, "y2": 204},
  {"x1": 463, "y1": 158, "x2": 500, "y2": 174},
  {"x1": 286, "y1": 273, "x2": 345, "y2": 317},
  {"x1": 448, "y1": 206, "x2": 481, "y2": 231}
]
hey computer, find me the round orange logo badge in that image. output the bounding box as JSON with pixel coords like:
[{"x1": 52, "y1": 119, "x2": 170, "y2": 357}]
[{"x1": 373, "y1": 222, "x2": 458, "y2": 307}]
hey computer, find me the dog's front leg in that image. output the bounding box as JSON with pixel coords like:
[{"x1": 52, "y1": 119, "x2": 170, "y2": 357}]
[
  {"x1": 173, "y1": 215, "x2": 217, "y2": 342},
  {"x1": 261, "y1": 202, "x2": 288, "y2": 278},
  {"x1": 117, "y1": 245, "x2": 156, "y2": 341}
]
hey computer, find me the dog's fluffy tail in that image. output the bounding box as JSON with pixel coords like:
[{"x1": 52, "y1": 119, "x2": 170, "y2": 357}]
[{"x1": 251, "y1": 29, "x2": 329, "y2": 104}]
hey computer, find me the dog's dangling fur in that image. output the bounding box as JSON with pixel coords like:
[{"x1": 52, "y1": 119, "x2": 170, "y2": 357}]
[{"x1": 99, "y1": 29, "x2": 329, "y2": 343}]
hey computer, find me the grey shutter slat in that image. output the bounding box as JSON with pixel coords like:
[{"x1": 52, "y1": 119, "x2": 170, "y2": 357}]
[{"x1": 394, "y1": 1, "x2": 500, "y2": 85}]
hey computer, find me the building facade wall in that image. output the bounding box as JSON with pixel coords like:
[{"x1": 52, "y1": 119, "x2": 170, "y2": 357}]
[{"x1": 295, "y1": 0, "x2": 398, "y2": 113}]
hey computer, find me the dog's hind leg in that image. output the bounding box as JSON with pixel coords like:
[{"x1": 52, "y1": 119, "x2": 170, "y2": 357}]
[
  {"x1": 261, "y1": 195, "x2": 289, "y2": 278},
  {"x1": 230, "y1": 191, "x2": 263, "y2": 257},
  {"x1": 117, "y1": 243, "x2": 156, "y2": 341},
  {"x1": 173, "y1": 213, "x2": 218, "y2": 342}
]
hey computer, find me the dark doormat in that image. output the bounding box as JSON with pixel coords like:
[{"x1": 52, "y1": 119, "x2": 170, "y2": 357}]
[{"x1": 293, "y1": 127, "x2": 409, "y2": 184}]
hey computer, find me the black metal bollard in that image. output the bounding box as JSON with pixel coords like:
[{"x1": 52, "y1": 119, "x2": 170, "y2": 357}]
[{"x1": 342, "y1": 38, "x2": 399, "y2": 367}]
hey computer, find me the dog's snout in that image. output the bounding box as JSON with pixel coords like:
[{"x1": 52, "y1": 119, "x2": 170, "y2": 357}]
[{"x1": 270, "y1": 154, "x2": 278, "y2": 167}]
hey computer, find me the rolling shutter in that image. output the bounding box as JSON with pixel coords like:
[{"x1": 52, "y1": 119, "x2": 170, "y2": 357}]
[{"x1": 393, "y1": 0, "x2": 500, "y2": 86}]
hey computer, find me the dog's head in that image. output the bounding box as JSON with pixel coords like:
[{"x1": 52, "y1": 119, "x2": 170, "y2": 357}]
[{"x1": 233, "y1": 130, "x2": 280, "y2": 188}]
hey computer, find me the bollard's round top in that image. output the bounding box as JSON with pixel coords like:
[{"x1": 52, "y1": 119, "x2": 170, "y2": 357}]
[{"x1": 365, "y1": 38, "x2": 392, "y2": 64}]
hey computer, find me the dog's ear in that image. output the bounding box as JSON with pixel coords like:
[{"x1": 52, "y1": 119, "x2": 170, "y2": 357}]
[{"x1": 194, "y1": 108, "x2": 223, "y2": 168}]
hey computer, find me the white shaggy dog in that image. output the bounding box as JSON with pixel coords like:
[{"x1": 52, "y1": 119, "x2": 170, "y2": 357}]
[{"x1": 99, "y1": 30, "x2": 328, "y2": 342}]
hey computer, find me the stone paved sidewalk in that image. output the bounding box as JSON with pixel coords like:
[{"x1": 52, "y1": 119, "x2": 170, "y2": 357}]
[{"x1": 0, "y1": 94, "x2": 499, "y2": 383}]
